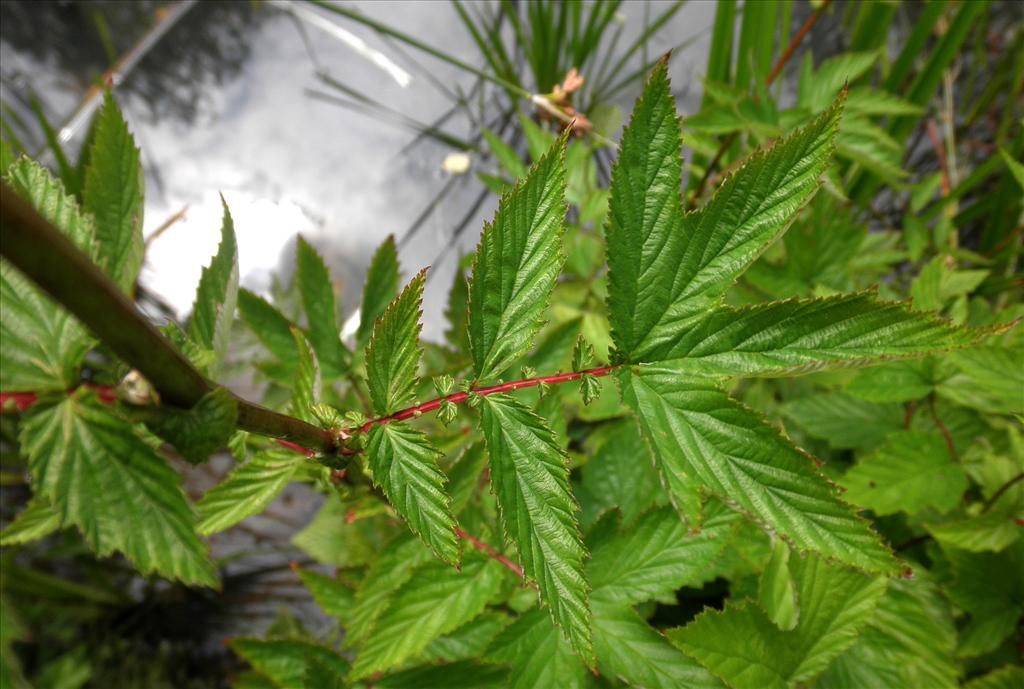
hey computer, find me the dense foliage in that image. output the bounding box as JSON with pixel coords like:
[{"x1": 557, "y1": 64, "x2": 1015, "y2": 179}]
[{"x1": 1, "y1": 1, "x2": 1022, "y2": 688}]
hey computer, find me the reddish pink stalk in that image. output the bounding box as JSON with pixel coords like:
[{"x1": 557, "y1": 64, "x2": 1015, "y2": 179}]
[
  {"x1": 455, "y1": 527, "x2": 525, "y2": 579},
  {"x1": 359, "y1": 364, "x2": 617, "y2": 433}
]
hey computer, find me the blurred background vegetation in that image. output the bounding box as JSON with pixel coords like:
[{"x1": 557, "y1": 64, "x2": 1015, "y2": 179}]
[{"x1": 1, "y1": 1, "x2": 1021, "y2": 687}]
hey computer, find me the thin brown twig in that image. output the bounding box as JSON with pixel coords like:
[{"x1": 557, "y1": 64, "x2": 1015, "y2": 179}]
[
  {"x1": 981, "y1": 472, "x2": 1024, "y2": 514},
  {"x1": 143, "y1": 205, "x2": 189, "y2": 249},
  {"x1": 928, "y1": 394, "x2": 958, "y2": 461}
]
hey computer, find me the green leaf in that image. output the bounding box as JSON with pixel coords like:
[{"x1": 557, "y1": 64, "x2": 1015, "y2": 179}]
[
  {"x1": 579, "y1": 420, "x2": 665, "y2": 528},
  {"x1": 758, "y1": 539, "x2": 798, "y2": 631},
  {"x1": 238, "y1": 289, "x2": 298, "y2": 365},
  {"x1": 607, "y1": 64, "x2": 842, "y2": 362},
  {"x1": 138, "y1": 387, "x2": 238, "y2": 464},
  {"x1": 292, "y1": 494, "x2": 396, "y2": 569},
  {"x1": 926, "y1": 510, "x2": 1022, "y2": 553},
  {"x1": 669, "y1": 555, "x2": 887, "y2": 689},
  {"x1": 844, "y1": 86, "x2": 923, "y2": 116},
  {"x1": 910, "y1": 255, "x2": 989, "y2": 313},
  {"x1": 366, "y1": 270, "x2": 426, "y2": 415},
  {"x1": 375, "y1": 661, "x2": 508, "y2": 689},
  {"x1": 20, "y1": 390, "x2": 217, "y2": 586},
  {"x1": 188, "y1": 200, "x2": 239, "y2": 368},
  {"x1": 846, "y1": 360, "x2": 934, "y2": 403},
  {"x1": 0, "y1": 497, "x2": 62, "y2": 546},
  {"x1": 290, "y1": 328, "x2": 321, "y2": 424},
  {"x1": 816, "y1": 567, "x2": 958, "y2": 689},
  {"x1": 782, "y1": 392, "x2": 903, "y2": 451},
  {"x1": 944, "y1": 542, "x2": 1024, "y2": 657},
  {"x1": 345, "y1": 533, "x2": 433, "y2": 648},
  {"x1": 294, "y1": 568, "x2": 355, "y2": 622},
  {"x1": 196, "y1": 450, "x2": 303, "y2": 535},
  {"x1": 82, "y1": 92, "x2": 144, "y2": 292},
  {"x1": 425, "y1": 612, "x2": 510, "y2": 663},
  {"x1": 1, "y1": 159, "x2": 96, "y2": 391},
  {"x1": 799, "y1": 51, "x2": 878, "y2": 111},
  {"x1": 485, "y1": 609, "x2": 586, "y2": 689},
  {"x1": 656, "y1": 292, "x2": 982, "y2": 375},
  {"x1": 587, "y1": 502, "x2": 738, "y2": 606},
  {"x1": 230, "y1": 638, "x2": 349, "y2": 689},
  {"x1": 357, "y1": 235, "x2": 401, "y2": 348},
  {"x1": 468, "y1": 137, "x2": 566, "y2": 381},
  {"x1": 295, "y1": 235, "x2": 348, "y2": 378},
  {"x1": 350, "y1": 556, "x2": 503, "y2": 680},
  {"x1": 841, "y1": 431, "x2": 968, "y2": 516},
  {"x1": 479, "y1": 394, "x2": 592, "y2": 661},
  {"x1": 940, "y1": 346, "x2": 1024, "y2": 414},
  {"x1": 593, "y1": 602, "x2": 724, "y2": 689},
  {"x1": 621, "y1": 369, "x2": 899, "y2": 574},
  {"x1": 367, "y1": 422, "x2": 458, "y2": 564},
  {"x1": 303, "y1": 655, "x2": 345, "y2": 689}
]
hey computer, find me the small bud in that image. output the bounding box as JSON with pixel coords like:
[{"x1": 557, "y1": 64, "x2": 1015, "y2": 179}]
[
  {"x1": 521, "y1": 366, "x2": 537, "y2": 380},
  {"x1": 572, "y1": 335, "x2": 595, "y2": 372},
  {"x1": 433, "y1": 374, "x2": 456, "y2": 397},
  {"x1": 311, "y1": 403, "x2": 344, "y2": 429},
  {"x1": 438, "y1": 399, "x2": 458, "y2": 426},
  {"x1": 343, "y1": 410, "x2": 367, "y2": 429}
]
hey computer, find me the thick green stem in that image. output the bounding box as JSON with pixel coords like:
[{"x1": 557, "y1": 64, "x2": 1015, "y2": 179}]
[{"x1": 0, "y1": 181, "x2": 337, "y2": 453}]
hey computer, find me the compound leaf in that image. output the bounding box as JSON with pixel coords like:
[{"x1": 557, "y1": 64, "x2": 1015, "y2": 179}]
[
  {"x1": 365, "y1": 270, "x2": 426, "y2": 415},
  {"x1": 196, "y1": 449, "x2": 304, "y2": 535},
  {"x1": 82, "y1": 92, "x2": 144, "y2": 292},
  {"x1": 367, "y1": 422, "x2": 458, "y2": 564},
  {"x1": 621, "y1": 369, "x2": 899, "y2": 574},
  {"x1": 20, "y1": 390, "x2": 217, "y2": 586},
  {"x1": 607, "y1": 63, "x2": 843, "y2": 362},
  {"x1": 479, "y1": 394, "x2": 592, "y2": 662},
  {"x1": 468, "y1": 138, "x2": 566, "y2": 382}
]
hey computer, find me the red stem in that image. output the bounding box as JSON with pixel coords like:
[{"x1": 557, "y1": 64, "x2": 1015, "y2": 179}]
[
  {"x1": 455, "y1": 527, "x2": 526, "y2": 579},
  {"x1": 359, "y1": 364, "x2": 617, "y2": 433}
]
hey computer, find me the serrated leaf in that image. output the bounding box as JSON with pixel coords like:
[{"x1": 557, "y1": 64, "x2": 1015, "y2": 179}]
[
  {"x1": 669, "y1": 554, "x2": 887, "y2": 689},
  {"x1": 579, "y1": 420, "x2": 665, "y2": 528},
  {"x1": 846, "y1": 360, "x2": 934, "y2": 403},
  {"x1": 593, "y1": 602, "x2": 724, "y2": 689},
  {"x1": 294, "y1": 568, "x2": 355, "y2": 622},
  {"x1": 82, "y1": 92, "x2": 144, "y2": 292},
  {"x1": 238, "y1": 288, "x2": 298, "y2": 365},
  {"x1": 844, "y1": 86, "x2": 924, "y2": 116},
  {"x1": 20, "y1": 390, "x2": 217, "y2": 586},
  {"x1": 841, "y1": 431, "x2": 967, "y2": 516},
  {"x1": 196, "y1": 449, "x2": 303, "y2": 535},
  {"x1": 357, "y1": 235, "x2": 400, "y2": 348},
  {"x1": 350, "y1": 556, "x2": 503, "y2": 680},
  {"x1": 479, "y1": 393, "x2": 592, "y2": 661},
  {"x1": 944, "y1": 542, "x2": 1024, "y2": 657},
  {"x1": 366, "y1": 270, "x2": 426, "y2": 415},
  {"x1": 782, "y1": 392, "x2": 903, "y2": 450},
  {"x1": 367, "y1": 422, "x2": 458, "y2": 564},
  {"x1": 799, "y1": 51, "x2": 878, "y2": 111},
  {"x1": 290, "y1": 328, "x2": 321, "y2": 424},
  {"x1": 468, "y1": 138, "x2": 566, "y2": 382},
  {"x1": 375, "y1": 661, "x2": 508, "y2": 689},
  {"x1": 621, "y1": 369, "x2": 899, "y2": 574},
  {"x1": 188, "y1": 200, "x2": 238, "y2": 369},
  {"x1": 345, "y1": 533, "x2": 433, "y2": 648},
  {"x1": 657, "y1": 292, "x2": 982, "y2": 375},
  {"x1": 0, "y1": 498, "x2": 62, "y2": 546},
  {"x1": 817, "y1": 567, "x2": 958, "y2": 689},
  {"x1": 926, "y1": 509, "x2": 1022, "y2": 553},
  {"x1": 607, "y1": 64, "x2": 842, "y2": 362},
  {"x1": 759, "y1": 539, "x2": 798, "y2": 631},
  {"x1": 230, "y1": 638, "x2": 349, "y2": 689},
  {"x1": 1, "y1": 159, "x2": 96, "y2": 391},
  {"x1": 484, "y1": 609, "x2": 586, "y2": 689},
  {"x1": 295, "y1": 235, "x2": 348, "y2": 377},
  {"x1": 138, "y1": 387, "x2": 238, "y2": 464},
  {"x1": 425, "y1": 612, "x2": 510, "y2": 663},
  {"x1": 587, "y1": 502, "x2": 737, "y2": 606}
]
